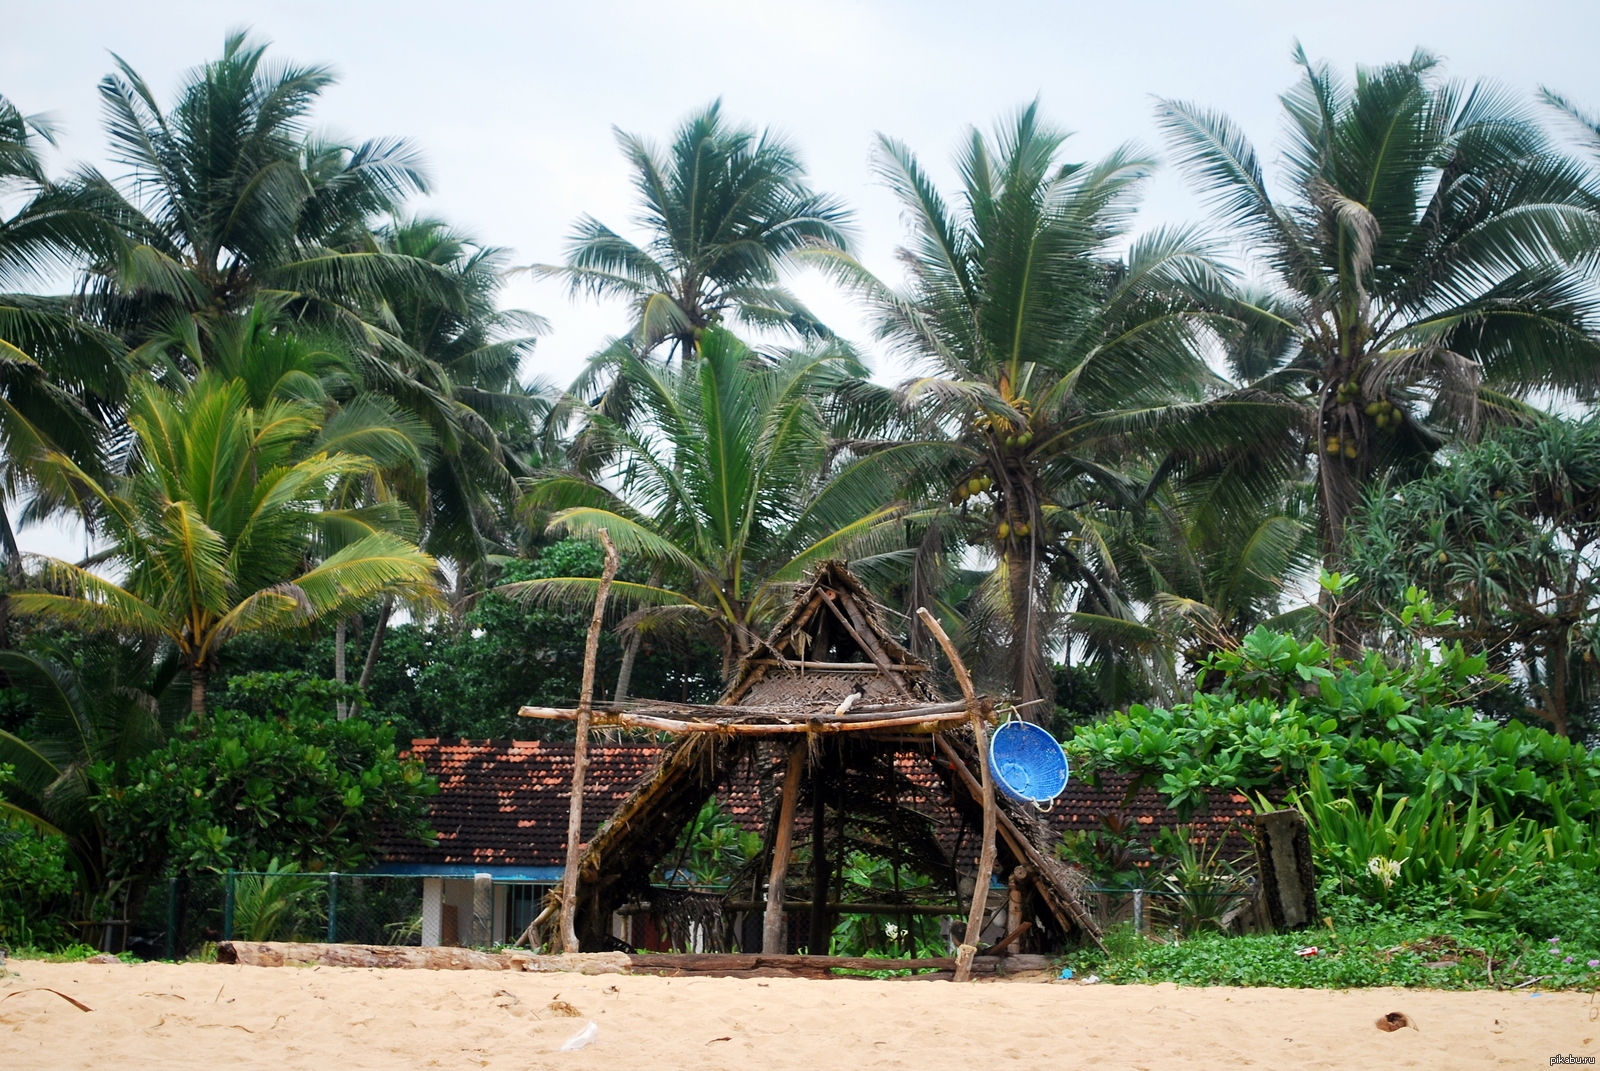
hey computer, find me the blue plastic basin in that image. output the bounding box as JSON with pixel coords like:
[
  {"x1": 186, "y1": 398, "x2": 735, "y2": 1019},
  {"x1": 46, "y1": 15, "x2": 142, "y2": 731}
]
[{"x1": 988, "y1": 720, "x2": 1070, "y2": 803}]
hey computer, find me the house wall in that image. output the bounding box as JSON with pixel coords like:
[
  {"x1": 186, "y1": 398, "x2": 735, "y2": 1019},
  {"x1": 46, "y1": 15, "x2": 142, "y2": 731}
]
[{"x1": 421, "y1": 878, "x2": 443, "y2": 946}]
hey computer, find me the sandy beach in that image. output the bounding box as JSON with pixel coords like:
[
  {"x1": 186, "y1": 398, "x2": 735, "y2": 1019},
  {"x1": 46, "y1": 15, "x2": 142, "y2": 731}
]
[{"x1": 2, "y1": 958, "x2": 1595, "y2": 1070}]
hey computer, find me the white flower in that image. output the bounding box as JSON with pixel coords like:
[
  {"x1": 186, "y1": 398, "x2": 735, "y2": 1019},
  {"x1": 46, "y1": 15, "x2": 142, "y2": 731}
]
[{"x1": 1366, "y1": 856, "x2": 1402, "y2": 888}]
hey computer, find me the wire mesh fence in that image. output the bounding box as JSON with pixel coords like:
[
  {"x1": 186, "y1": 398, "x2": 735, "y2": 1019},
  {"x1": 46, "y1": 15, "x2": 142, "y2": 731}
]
[
  {"x1": 132, "y1": 872, "x2": 429, "y2": 959},
  {"x1": 1084, "y1": 884, "x2": 1256, "y2": 934}
]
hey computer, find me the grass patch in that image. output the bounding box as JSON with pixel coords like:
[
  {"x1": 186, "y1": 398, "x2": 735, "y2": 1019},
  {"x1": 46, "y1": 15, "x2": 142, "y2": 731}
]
[
  {"x1": 1066, "y1": 920, "x2": 1600, "y2": 990},
  {"x1": 5, "y1": 943, "x2": 139, "y2": 964}
]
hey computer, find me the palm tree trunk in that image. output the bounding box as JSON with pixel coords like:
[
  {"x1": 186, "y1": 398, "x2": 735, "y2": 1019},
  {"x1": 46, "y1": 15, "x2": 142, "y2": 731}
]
[
  {"x1": 189, "y1": 664, "x2": 208, "y2": 716},
  {"x1": 614, "y1": 632, "x2": 642, "y2": 704},
  {"x1": 613, "y1": 569, "x2": 660, "y2": 703},
  {"x1": 334, "y1": 618, "x2": 349, "y2": 720},
  {"x1": 358, "y1": 598, "x2": 394, "y2": 692},
  {"x1": 1005, "y1": 539, "x2": 1044, "y2": 719},
  {"x1": 0, "y1": 497, "x2": 21, "y2": 653},
  {"x1": 1318, "y1": 372, "x2": 1367, "y2": 658}
]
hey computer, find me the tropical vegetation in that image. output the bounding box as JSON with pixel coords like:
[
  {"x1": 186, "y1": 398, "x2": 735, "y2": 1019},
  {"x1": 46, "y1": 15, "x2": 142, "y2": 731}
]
[{"x1": 2, "y1": 32, "x2": 1599, "y2": 986}]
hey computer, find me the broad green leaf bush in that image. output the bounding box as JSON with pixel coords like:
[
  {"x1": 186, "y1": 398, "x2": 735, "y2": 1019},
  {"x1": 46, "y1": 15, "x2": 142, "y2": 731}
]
[
  {"x1": 0, "y1": 812, "x2": 76, "y2": 948},
  {"x1": 1065, "y1": 622, "x2": 1600, "y2": 826},
  {"x1": 90, "y1": 672, "x2": 436, "y2": 878}
]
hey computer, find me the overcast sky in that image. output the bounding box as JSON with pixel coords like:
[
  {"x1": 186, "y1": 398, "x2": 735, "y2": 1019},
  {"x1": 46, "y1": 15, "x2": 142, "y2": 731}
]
[{"x1": 5, "y1": 0, "x2": 1599, "y2": 556}]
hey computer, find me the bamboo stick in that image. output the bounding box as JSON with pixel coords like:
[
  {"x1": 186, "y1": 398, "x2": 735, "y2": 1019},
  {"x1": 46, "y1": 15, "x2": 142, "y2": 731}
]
[
  {"x1": 762, "y1": 743, "x2": 806, "y2": 954},
  {"x1": 915, "y1": 606, "x2": 995, "y2": 983},
  {"x1": 560, "y1": 530, "x2": 618, "y2": 954}
]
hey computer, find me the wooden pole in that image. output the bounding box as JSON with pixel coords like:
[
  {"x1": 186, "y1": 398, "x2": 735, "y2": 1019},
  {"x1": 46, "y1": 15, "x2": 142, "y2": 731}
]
[
  {"x1": 809, "y1": 755, "x2": 829, "y2": 954},
  {"x1": 915, "y1": 606, "x2": 995, "y2": 983},
  {"x1": 559, "y1": 530, "x2": 619, "y2": 954},
  {"x1": 1006, "y1": 866, "x2": 1027, "y2": 959},
  {"x1": 762, "y1": 742, "x2": 806, "y2": 954}
]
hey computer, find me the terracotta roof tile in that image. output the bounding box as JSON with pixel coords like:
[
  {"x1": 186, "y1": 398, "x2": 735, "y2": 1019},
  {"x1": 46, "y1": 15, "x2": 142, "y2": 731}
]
[{"x1": 379, "y1": 739, "x2": 1256, "y2": 872}]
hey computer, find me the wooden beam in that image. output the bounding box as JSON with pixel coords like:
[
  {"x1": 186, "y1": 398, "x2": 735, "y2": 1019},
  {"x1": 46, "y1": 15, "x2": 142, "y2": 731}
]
[
  {"x1": 915, "y1": 606, "x2": 995, "y2": 984},
  {"x1": 560, "y1": 530, "x2": 618, "y2": 954},
  {"x1": 763, "y1": 743, "x2": 805, "y2": 954},
  {"x1": 728, "y1": 901, "x2": 963, "y2": 915},
  {"x1": 519, "y1": 707, "x2": 971, "y2": 734},
  {"x1": 809, "y1": 756, "x2": 828, "y2": 954},
  {"x1": 750, "y1": 659, "x2": 929, "y2": 672},
  {"x1": 836, "y1": 589, "x2": 914, "y2": 694},
  {"x1": 520, "y1": 698, "x2": 971, "y2": 721}
]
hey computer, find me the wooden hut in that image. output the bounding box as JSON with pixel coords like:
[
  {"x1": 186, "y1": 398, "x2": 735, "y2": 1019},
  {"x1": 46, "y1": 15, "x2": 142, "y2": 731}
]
[{"x1": 521, "y1": 560, "x2": 1099, "y2": 970}]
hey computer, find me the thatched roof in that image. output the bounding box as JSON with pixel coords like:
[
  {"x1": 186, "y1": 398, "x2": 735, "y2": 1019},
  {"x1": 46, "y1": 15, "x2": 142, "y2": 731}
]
[{"x1": 721, "y1": 560, "x2": 941, "y2": 707}]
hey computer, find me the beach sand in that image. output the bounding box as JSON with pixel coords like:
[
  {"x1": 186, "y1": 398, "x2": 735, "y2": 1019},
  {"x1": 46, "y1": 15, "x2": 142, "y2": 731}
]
[{"x1": 2, "y1": 958, "x2": 1595, "y2": 1069}]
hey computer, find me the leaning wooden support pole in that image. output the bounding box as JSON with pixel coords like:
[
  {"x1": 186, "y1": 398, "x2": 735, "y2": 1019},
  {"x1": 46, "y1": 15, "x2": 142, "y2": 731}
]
[
  {"x1": 560, "y1": 530, "x2": 619, "y2": 954},
  {"x1": 915, "y1": 606, "x2": 995, "y2": 983},
  {"x1": 762, "y1": 741, "x2": 806, "y2": 954}
]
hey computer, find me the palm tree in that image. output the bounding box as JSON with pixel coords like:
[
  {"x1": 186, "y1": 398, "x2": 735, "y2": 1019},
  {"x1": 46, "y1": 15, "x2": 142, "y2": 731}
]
[
  {"x1": 818, "y1": 103, "x2": 1261, "y2": 711},
  {"x1": 13, "y1": 374, "x2": 443, "y2": 714},
  {"x1": 503, "y1": 327, "x2": 908, "y2": 675},
  {"x1": 86, "y1": 31, "x2": 452, "y2": 368},
  {"x1": 1157, "y1": 46, "x2": 1600, "y2": 560},
  {"x1": 341, "y1": 216, "x2": 554, "y2": 693},
  {"x1": 0, "y1": 94, "x2": 127, "y2": 581},
  {"x1": 367, "y1": 216, "x2": 551, "y2": 572},
  {"x1": 1087, "y1": 477, "x2": 1319, "y2": 694},
  {"x1": 532, "y1": 101, "x2": 854, "y2": 363}
]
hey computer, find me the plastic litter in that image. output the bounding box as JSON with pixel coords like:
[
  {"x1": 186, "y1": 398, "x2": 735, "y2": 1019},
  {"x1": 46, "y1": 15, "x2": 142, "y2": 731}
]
[
  {"x1": 1294, "y1": 946, "x2": 1320, "y2": 957},
  {"x1": 1080, "y1": 974, "x2": 1100, "y2": 985},
  {"x1": 559, "y1": 1021, "x2": 599, "y2": 1051},
  {"x1": 1058, "y1": 968, "x2": 1074, "y2": 980}
]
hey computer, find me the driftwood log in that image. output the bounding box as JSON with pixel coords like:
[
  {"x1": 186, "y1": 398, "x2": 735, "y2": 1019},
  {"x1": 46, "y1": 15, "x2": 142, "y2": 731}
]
[
  {"x1": 216, "y1": 942, "x2": 631, "y2": 973},
  {"x1": 213, "y1": 942, "x2": 1052, "y2": 978},
  {"x1": 625, "y1": 952, "x2": 1053, "y2": 976}
]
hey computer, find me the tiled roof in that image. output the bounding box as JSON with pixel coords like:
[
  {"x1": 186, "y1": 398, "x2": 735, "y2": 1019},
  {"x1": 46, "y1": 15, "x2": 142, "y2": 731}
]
[
  {"x1": 379, "y1": 739, "x2": 1256, "y2": 872},
  {"x1": 377, "y1": 739, "x2": 666, "y2": 868}
]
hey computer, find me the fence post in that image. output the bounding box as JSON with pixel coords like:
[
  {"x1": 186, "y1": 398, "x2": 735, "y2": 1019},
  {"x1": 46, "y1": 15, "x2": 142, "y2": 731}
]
[
  {"x1": 327, "y1": 873, "x2": 339, "y2": 943},
  {"x1": 165, "y1": 877, "x2": 177, "y2": 960},
  {"x1": 223, "y1": 870, "x2": 235, "y2": 941},
  {"x1": 1133, "y1": 888, "x2": 1144, "y2": 933}
]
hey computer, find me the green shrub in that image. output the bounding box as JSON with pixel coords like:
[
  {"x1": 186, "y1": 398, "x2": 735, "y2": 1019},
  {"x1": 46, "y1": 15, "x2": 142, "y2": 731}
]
[
  {"x1": 1501, "y1": 865, "x2": 1600, "y2": 947},
  {"x1": 0, "y1": 813, "x2": 76, "y2": 948},
  {"x1": 90, "y1": 673, "x2": 436, "y2": 878},
  {"x1": 231, "y1": 859, "x2": 322, "y2": 941},
  {"x1": 1073, "y1": 919, "x2": 1600, "y2": 990},
  {"x1": 1066, "y1": 619, "x2": 1600, "y2": 826}
]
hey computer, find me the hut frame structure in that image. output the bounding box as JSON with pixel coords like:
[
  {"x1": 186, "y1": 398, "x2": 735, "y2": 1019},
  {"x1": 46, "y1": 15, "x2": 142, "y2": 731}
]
[{"x1": 520, "y1": 560, "x2": 1099, "y2": 977}]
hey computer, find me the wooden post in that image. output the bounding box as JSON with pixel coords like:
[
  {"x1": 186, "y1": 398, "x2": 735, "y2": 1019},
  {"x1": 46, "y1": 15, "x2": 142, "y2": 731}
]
[
  {"x1": 809, "y1": 756, "x2": 829, "y2": 954},
  {"x1": 762, "y1": 742, "x2": 806, "y2": 954},
  {"x1": 916, "y1": 606, "x2": 995, "y2": 983},
  {"x1": 559, "y1": 530, "x2": 619, "y2": 954},
  {"x1": 1006, "y1": 867, "x2": 1026, "y2": 958}
]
